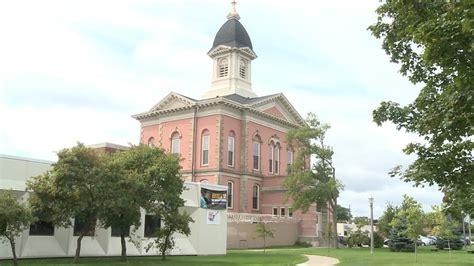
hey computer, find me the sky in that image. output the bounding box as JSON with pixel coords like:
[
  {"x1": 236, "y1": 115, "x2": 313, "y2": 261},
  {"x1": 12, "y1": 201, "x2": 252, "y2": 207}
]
[{"x1": 0, "y1": 0, "x2": 443, "y2": 218}]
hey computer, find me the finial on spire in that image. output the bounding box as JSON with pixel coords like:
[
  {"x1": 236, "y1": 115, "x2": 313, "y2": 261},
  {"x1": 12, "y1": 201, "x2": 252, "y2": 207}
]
[{"x1": 227, "y1": 0, "x2": 241, "y2": 20}]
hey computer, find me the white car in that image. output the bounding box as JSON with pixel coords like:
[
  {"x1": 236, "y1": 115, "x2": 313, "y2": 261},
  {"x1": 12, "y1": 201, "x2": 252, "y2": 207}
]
[{"x1": 418, "y1": 235, "x2": 435, "y2": 246}]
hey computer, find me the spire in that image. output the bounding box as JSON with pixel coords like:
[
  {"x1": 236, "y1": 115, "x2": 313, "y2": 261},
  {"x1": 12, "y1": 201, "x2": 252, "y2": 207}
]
[{"x1": 227, "y1": 0, "x2": 240, "y2": 20}]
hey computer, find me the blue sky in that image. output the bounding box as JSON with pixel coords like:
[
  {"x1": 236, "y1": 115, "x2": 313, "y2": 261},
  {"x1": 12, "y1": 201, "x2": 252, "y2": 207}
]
[{"x1": 0, "y1": 0, "x2": 443, "y2": 218}]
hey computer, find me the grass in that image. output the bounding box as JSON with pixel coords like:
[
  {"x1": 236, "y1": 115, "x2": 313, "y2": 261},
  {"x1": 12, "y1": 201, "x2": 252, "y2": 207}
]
[{"x1": 1, "y1": 246, "x2": 473, "y2": 265}]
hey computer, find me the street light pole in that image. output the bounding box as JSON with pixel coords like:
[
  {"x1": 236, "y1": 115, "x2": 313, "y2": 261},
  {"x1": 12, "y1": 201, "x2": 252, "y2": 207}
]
[{"x1": 369, "y1": 197, "x2": 374, "y2": 255}]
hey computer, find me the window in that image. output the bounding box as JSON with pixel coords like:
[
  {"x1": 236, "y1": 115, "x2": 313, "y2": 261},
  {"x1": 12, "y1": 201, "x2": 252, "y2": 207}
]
[
  {"x1": 73, "y1": 217, "x2": 95, "y2": 236},
  {"x1": 252, "y1": 185, "x2": 259, "y2": 210},
  {"x1": 268, "y1": 144, "x2": 274, "y2": 173},
  {"x1": 227, "y1": 181, "x2": 233, "y2": 209},
  {"x1": 289, "y1": 207, "x2": 293, "y2": 217},
  {"x1": 218, "y1": 58, "x2": 229, "y2": 78},
  {"x1": 144, "y1": 215, "x2": 161, "y2": 237},
  {"x1": 171, "y1": 132, "x2": 180, "y2": 154},
  {"x1": 111, "y1": 226, "x2": 130, "y2": 237},
  {"x1": 252, "y1": 141, "x2": 260, "y2": 170},
  {"x1": 239, "y1": 59, "x2": 248, "y2": 79},
  {"x1": 280, "y1": 207, "x2": 286, "y2": 217},
  {"x1": 274, "y1": 145, "x2": 280, "y2": 174},
  {"x1": 29, "y1": 220, "x2": 54, "y2": 236},
  {"x1": 201, "y1": 131, "x2": 210, "y2": 166},
  {"x1": 147, "y1": 137, "x2": 155, "y2": 147},
  {"x1": 287, "y1": 150, "x2": 294, "y2": 166},
  {"x1": 273, "y1": 207, "x2": 278, "y2": 216},
  {"x1": 227, "y1": 133, "x2": 235, "y2": 167}
]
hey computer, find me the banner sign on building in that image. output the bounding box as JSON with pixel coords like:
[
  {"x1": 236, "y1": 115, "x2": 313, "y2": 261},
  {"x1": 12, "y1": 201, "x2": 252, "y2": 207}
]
[{"x1": 200, "y1": 187, "x2": 226, "y2": 210}]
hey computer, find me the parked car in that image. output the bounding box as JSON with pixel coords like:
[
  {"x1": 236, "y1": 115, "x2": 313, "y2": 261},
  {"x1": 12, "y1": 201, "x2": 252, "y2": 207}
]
[{"x1": 418, "y1": 235, "x2": 436, "y2": 246}]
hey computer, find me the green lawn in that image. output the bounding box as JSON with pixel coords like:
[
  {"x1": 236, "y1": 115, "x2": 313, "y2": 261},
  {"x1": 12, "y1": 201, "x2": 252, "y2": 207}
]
[{"x1": 1, "y1": 247, "x2": 473, "y2": 265}]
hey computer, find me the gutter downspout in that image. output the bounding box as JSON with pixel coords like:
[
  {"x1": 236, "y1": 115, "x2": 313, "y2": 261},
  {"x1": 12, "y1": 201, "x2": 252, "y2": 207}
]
[{"x1": 191, "y1": 106, "x2": 198, "y2": 182}]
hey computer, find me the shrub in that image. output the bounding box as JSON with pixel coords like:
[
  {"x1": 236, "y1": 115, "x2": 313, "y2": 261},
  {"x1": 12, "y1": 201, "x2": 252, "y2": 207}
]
[
  {"x1": 389, "y1": 236, "x2": 415, "y2": 252},
  {"x1": 435, "y1": 238, "x2": 463, "y2": 250},
  {"x1": 347, "y1": 231, "x2": 370, "y2": 248},
  {"x1": 374, "y1": 232, "x2": 384, "y2": 248}
]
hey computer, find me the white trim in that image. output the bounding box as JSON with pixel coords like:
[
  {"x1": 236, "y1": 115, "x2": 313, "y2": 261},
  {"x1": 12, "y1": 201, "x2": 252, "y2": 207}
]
[
  {"x1": 201, "y1": 134, "x2": 210, "y2": 166},
  {"x1": 227, "y1": 135, "x2": 235, "y2": 167},
  {"x1": 227, "y1": 181, "x2": 234, "y2": 209},
  {"x1": 272, "y1": 207, "x2": 278, "y2": 216},
  {"x1": 252, "y1": 184, "x2": 260, "y2": 211}
]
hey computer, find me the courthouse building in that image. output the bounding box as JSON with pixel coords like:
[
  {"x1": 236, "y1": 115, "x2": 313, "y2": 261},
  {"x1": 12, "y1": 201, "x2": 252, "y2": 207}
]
[{"x1": 133, "y1": 3, "x2": 324, "y2": 244}]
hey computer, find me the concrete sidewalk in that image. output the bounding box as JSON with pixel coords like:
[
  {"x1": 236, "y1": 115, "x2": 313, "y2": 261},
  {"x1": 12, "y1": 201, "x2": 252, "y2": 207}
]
[{"x1": 297, "y1": 254, "x2": 340, "y2": 266}]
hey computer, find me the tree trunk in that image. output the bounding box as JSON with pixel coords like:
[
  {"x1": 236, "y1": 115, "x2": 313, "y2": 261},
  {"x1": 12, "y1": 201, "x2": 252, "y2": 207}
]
[
  {"x1": 320, "y1": 205, "x2": 328, "y2": 247},
  {"x1": 161, "y1": 234, "x2": 170, "y2": 260},
  {"x1": 414, "y1": 240, "x2": 417, "y2": 262},
  {"x1": 74, "y1": 232, "x2": 84, "y2": 263},
  {"x1": 9, "y1": 237, "x2": 18, "y2": 266},
  {"x1": 331, "y1": 200, "x2": 338, "y2": 248},
  {"x1": 120, "y1": 232, "x2": 127, "y2": 262},
  {"x1": 263, "y1": 235, "x2": 266, "y2": 254}
]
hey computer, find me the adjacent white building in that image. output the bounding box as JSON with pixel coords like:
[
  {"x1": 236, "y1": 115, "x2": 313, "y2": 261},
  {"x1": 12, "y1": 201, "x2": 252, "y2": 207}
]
[{"x1": 0, "y1": 154, "x2": 227, "y2": 259}]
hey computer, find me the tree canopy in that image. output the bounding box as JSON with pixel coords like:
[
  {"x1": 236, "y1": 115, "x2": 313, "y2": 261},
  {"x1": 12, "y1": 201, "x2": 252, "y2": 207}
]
[
  {"x1": 0, "y1": 191, "x2": 34, "y2": 266},
  {"x1": 284, "y1": 113, "x2": 343, "y2": 247},
  {"x1": 336, "y1": 204, "x2": 352, "y2": 223},
  {"x1": 369, "y1": 0, "x2": 473, "y2": 215}
]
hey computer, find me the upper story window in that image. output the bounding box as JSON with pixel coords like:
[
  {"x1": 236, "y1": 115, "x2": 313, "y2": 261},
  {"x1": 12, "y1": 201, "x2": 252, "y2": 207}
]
[
  {"x1": 147, "y1": 137, "x2": 155, "y2": 147},
  {"x1": 218, "y1": 58, "x2": 229, "y2": 78},
  {"x1": 252, "y1": 184, "x2": 260, "y2": 210},
  {"x1": 287, "y1": 150, "x2": 294, "y2": 166},
  {"x1": 171, "y1": 132, "x2": 180, "y2": 154},
  {"x1": 239, "y1": 59, "x2": 248, "y2": 79},
  {"x1": 268, "y1": 142, "x2": 274, "y2": 173},
  {"x1": 252, "y1": 136, "x2": 261, "y2": 171},
  {"x1": 201, "y1": 130, "x2": 210, "y2": 166},
  {"x1": 227, "y1": 181, "x2": 233, "y2": 209},
  {"x1": 274, "y1": 144, "x2": 280, "y2": 174},
  {"x1": 227, "y1": 132, "x2": 235, "y2": 167}
]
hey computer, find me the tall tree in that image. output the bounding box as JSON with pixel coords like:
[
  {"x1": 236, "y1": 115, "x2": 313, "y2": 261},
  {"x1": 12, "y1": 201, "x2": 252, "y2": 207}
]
[
  {"x1": 27, "y1": 143, "x2": 107, "y2": 263},
  {"x1": 391, "y1": 195, "x2": 424, "y2": 259},
  {"x1": 336, "y1": 204, "x2": 352, "y2": 223},
  {"x1": 97, "y1": 149, "x2": 148, "y2": 262},
  {"x1": 378, "y1": 203, "x2": 398, "y2": 238},
  {"x1": 0, "y1": 191, "x2": 34, "y2": 266},
  {"x1": 369, "y1": 1, "x2": 473, "y2": 215},
  {"x1": 284, "y1": 113, "x2": 343, "y2": 248},
  {"x1": 127, "y1": 145, "x2": 193, "y2": 260}
]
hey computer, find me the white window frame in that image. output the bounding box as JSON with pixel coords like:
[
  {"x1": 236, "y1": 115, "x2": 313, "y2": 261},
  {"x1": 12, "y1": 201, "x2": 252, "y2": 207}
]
[
  {"x1": 272, "y1": 207, "x2": 278, "y2": 216},
  {"x1": 227, "y1": 135, "x2": 235, "y2": 167},
  {"x1": 201, "y1": 133, "x2": 210, "y2": 166},
  {"x1": 288, "y1": 150, "x2": 293, "y2": 165},
  {"x1": 171, "y1": 133, "x2": 180, "y2": 154},
  {"x1": 252, "y1": 141, "x2": 261, "y2": 171},
  {"x1": 274, "y1": 145, "x2": 280, "y2": 174},
  {"x1": 269, "y1": 144, "x2": 274, "y2": 174},
  {"x1": 227, "y1": 181, "x2": 233, "y2": 209},
  {"x1": 280, "y1": 207, "x2": 286, "y2": 217},
  {"x1": 252, "y1": 184, "x2": 260, "y2": 210},
  {"x1": 147, "y1": 137, "x2": 155, "y2": 147},
  {"x1": 288, "y1": 207, "x2": 293, "y2": 217}
]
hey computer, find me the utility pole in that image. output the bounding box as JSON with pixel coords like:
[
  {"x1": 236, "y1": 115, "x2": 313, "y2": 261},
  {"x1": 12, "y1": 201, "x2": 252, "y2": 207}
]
[{"x1": 369, "y1": 197, "x2": 374, "y2": 255}]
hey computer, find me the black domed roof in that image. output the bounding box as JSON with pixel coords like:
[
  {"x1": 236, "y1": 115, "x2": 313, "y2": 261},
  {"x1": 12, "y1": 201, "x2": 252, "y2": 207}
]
[{"x1": 210, "y1": 18, "x2": 253, "y2": 51}]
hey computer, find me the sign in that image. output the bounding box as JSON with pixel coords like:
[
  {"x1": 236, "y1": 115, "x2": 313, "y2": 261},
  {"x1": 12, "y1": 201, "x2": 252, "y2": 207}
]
[
  {"x1": 207, "y1": 210, "x2": 221, "y2": 225},
  {"x1": 200, "y1": 187, "x2": 226, "y2": 210}
]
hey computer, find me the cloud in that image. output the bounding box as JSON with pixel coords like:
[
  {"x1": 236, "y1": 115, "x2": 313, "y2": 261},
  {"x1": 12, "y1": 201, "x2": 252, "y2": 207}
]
[{"x1": 0, "y1": 0, "x2": 443, "y2": 218}]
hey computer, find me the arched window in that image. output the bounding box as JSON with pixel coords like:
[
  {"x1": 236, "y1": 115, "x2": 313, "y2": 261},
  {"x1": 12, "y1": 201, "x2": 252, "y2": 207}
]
[
  {"x1": 252, "y1": 184, "x2": 259, "y2": 210},
  {"x1": 252, "y1": 135, "x2": 261, "y2": 171},
  {"x1": 268, "y1": 141, "x2": 274, "y2": 173},
  {"x1": 147, "y1": 137, "x2": 155, "y2": 147},
  {"x1": 274, "y1": 144, "x2": 280, "y2": 174},
  {"x1": 227, "y1": 131, "x2": 235, "y2": 167},
  {"x1": 239, "y1": 58, "x2": 248, "y2": 79},
  {"x1": 227, "y1": 181, "x2": 233, "y2": 209},
  {"x1": 171, "y1": 132, "x2": 180, "y2": 154},
  {"x1": 201, "y1": 130, "x2": 210, "y2": 166},
  {"x1": 218, "y1": 58, "x2": 229, "y2": 78}
]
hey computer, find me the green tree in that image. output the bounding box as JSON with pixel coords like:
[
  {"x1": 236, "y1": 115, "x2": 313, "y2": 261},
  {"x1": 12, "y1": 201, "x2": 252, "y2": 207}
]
[
  {"x1": 352, "y1": 216, "x2": 369, "y2": 230},
  {"x1": 97, "y1": 150, "x2": 148, "y2": 262},
  {"x1": 336, "y1": 204, "x2": 352, "y2": 223},
  {"x1": 369, "y1": 0, "x2": 474, "y2": 216},
  {"x1": 378, "y1": 203, "x2": 398, "y2": 238},
  {"x1": 255, "y1": 223, "x2": 275, "y2": 254},
  {"x1": 284, "y1": 113, "x2": 343, "y2": 248},
  {"x1": 390, "y1": 195, "x2": 424, "y2": 259},
  {"x1": 27, "y1": 143, "x2": 107, "y2": 263},
  {"x1": 131, "y1": 145, "x2": 193, "y2": 260},
  {"x1": 0, "y1": 191, "x2": 34, "y2": 266}
]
